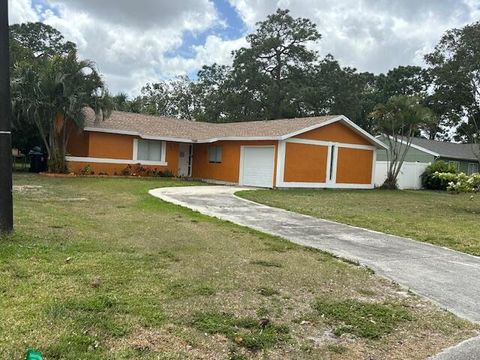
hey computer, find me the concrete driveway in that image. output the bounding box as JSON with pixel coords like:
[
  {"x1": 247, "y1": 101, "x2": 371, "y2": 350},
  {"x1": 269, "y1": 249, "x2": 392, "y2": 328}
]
[{"x1": 150, "y1": 185, "x2": 480, "y2": 358}]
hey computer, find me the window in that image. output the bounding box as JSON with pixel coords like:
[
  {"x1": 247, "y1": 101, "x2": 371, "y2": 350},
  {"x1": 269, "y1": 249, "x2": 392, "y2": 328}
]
[
  {"x1": 208, "y1": 146, "x2": 222, "y2": 163},
  {"x1": 448, "y1": 161, "x2": 459, "y2": 171},
  {"x1": 137, "y1": 139, "x2": 164, "y2": 162},
  {"x1": 468, "y1": 162, "x2": 479, "y2": 175}
]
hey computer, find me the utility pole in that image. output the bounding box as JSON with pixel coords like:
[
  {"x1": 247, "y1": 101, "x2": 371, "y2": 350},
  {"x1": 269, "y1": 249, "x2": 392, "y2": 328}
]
[{"x1": 0, "y1": 0, "x2": 13, "y2": 234}]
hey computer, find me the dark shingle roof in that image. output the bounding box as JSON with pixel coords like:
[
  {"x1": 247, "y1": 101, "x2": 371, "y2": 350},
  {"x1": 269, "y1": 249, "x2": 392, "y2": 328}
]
[{"x1": 410, "y1": 137, "x2": 479, "y2": 161}]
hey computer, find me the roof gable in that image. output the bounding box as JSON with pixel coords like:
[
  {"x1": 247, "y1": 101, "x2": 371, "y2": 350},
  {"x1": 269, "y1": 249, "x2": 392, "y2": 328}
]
[{"x1": 83, "y1": 109, "x2": 385, "y2": 148}]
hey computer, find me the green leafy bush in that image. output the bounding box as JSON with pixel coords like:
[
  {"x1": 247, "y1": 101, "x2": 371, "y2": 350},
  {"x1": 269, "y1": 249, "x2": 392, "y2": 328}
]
[
  {"x1": 434, "y1": 172, "x2": 480, "y2": 193},
  {"x1": 79, "y1": 165, "x2": 93, "y2": 176},
  {"x1": 421, "y1": 161, "x2": 457, "y2": 190}
]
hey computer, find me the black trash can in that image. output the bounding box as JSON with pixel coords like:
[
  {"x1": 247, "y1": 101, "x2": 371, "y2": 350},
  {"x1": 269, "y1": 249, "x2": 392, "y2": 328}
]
[{"x1": 28, "y1": 147, "x2": 48, "y2": 173}]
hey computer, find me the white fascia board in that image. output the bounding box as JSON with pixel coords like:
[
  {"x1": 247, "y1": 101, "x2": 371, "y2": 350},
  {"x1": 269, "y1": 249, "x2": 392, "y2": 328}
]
[
  {"x1": 382, "y1": 134, "x2": 440, "y2": 157},
  {"x1": 277, "y1": 181, "x2": 375, "y2": 189},
  {"x1": 84, "y1": 127, "x2": 194, "y2": 143},
  {"x1": 196, "y1": 136, "x2": 278, "y2": 143},
  {"x1": 280, "y1": 115, "x2": 388, "y2": 149}
]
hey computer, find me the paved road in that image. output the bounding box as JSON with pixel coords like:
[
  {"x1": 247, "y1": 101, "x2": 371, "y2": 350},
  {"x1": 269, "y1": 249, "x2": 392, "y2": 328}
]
[{"x1": 149, "y1": 185, "x2": 480, "y2": 358}]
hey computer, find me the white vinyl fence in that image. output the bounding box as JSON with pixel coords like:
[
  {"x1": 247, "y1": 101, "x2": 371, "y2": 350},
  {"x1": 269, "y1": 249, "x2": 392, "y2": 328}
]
[{"x1": 375, "y1": 161, "x2": 430, "y2": 189}]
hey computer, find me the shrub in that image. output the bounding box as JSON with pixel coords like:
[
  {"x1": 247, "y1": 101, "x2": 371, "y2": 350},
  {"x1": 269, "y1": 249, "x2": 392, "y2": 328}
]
[
  {"x1": 160, "y1": 170, "x2": 174, "y2": 178},
  {"x1": 120, "y1": 165, "x2": 132, "y2": 176},
  {"x1": 434, "y1": 172, "x2": 480, "y2": 193},
  {"x1": 421, "y1": 160, "x2": 457, "y2": 190},
  {"x1": 79, "y1": 165, "x2": 92, "y2": 176}
]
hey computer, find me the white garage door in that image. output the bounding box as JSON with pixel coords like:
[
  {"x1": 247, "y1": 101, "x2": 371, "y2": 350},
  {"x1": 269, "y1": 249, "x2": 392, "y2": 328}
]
[{"x1": 240, "y1": 146, "x2": 275, "y2": 187}]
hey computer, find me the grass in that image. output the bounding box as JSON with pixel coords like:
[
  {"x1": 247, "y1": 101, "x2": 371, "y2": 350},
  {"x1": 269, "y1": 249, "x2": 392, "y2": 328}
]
[
  {"x1": 0, "y1": 174, "x2": 477, "y2": 359},
  {"x1": 237, "y1": 189, "x2": 480, "y2": 256},
  {"x1": 313, "y1": 299, "x2": 412, "y2": 339},
  {"x1": 191, "y1": 312, "x2": 290, "y2": 351}
]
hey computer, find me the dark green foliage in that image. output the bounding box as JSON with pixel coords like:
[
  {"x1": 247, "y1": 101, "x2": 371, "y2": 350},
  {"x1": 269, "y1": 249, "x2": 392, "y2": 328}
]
[
  {"x1": 421, "y1": 160, "x2": 458, "y2": 190},
  {"x1": 314, "y1": 299, "x2": 411, "y2": 339},
  {"x1": 191, "y1": 312, "x2": 289, "y2": 351},
  {"x1": 426, "y1": 21, "x2": 480, "y2": 143}
]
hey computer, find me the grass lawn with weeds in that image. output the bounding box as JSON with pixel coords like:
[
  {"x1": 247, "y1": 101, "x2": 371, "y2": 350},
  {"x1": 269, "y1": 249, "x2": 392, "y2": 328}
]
[
  {"x1": 0, "y1": 174, "x2": 477, "y2": 359},
  {"x1": 238, "y1": 189, "x2": 480, "y2": 256}
]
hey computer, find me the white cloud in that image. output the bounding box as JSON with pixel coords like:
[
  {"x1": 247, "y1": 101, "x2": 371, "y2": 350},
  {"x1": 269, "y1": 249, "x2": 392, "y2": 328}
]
[
  {"x1": 228, "y1": 0, "x2": 480, "y2": 73},
  {"x1": 8, "y1": 0, "x2": 480, "y2": 95},
  {"x1": 8, "y1": 0, "x2": 38, "y2": 24},
  {"x1": 38, "y1": 0, "x2": 222, "y2": 95}
]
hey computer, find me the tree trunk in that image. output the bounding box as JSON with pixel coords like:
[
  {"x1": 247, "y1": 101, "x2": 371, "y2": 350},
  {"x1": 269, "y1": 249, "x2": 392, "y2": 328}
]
[{"x1": 48, "y1": 112, "x2": 68, "y2": 173}]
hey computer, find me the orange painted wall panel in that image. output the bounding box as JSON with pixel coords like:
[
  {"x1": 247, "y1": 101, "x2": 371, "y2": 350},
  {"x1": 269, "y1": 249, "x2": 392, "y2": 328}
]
[
  {"x1": 295, "y1": 122, "x2": 370, "y2": 145},
  {"x1": 284, "y1": 143, "x2": 328, "y2": 183},
  {"x1": 336, "y1": 147, "x2": 373, "y2": 184},
  {"x1": 88, "y1": 132, "x2": 133, "y2": 159},
  {"x1": 192, "y1": 141, "x2": 277, "y2": 183},
  {"x1": 67, "y1": 128, "x2": 89, "y2": 157},
  {"x1": 66, "y1": 129, "x2": 181, "y2": 175}
]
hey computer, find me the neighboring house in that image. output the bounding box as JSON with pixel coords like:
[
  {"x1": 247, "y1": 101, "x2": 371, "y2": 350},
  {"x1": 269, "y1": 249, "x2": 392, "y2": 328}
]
[
  {"x1": 376, "y1": 135, "x2": 480, "y2": 189},
  {"x1": 66, "y1": 109, "x2": 386, "y2": 188}
]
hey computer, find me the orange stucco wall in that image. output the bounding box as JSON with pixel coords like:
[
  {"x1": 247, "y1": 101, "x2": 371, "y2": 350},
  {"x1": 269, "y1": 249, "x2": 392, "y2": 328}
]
[
  {"x1": 284, "y1": 143, "x2": 328, "y2": 183},
  {"x1": 295, "y1": 122, "x2": 370, "y2": 145},
  {"x1": 283, "y1": 121, "x2": 375, "y2": 185},
  {"x1": 87, "y1": 132, "x2": 133, "y2": 159},
  {"x1": 336, "y1": 147, "x2": 374, "y2": 184},
  {"x1": 67, "y1": 127, "x2": 90, "y2": 157},
  {"x1": 66, "y1": 129, "x2": 181, "y2": 176},
  {"x1": 192, "y1": 140, "x2": 278, "y2": 183}
]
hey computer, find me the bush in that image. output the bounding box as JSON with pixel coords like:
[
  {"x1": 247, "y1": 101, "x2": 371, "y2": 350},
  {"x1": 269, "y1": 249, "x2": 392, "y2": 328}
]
[
  {"x1": 421, "y1": 161, "x2": 457, "y2": 190},
  {"x1": 434, "y1": 172, "x2": 480, "y2": 193},
  {"x1": 79, "y1": 165, "x2": 92, "y2": 176}
]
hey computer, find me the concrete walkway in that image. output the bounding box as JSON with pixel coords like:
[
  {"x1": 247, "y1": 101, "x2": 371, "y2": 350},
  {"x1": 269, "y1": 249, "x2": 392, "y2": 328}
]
[{"x1": 149, "y1": 186, "x2": 480, "y2": 357}]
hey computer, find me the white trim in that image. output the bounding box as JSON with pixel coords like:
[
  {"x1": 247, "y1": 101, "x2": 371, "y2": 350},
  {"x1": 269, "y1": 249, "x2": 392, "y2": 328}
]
[
  {"x1": 280, "y1": 115, "x2": 387, "y2": 149},
  {"x1": 325, "y1": 144, "x2": 333, "y2": 184},
  {"x1": 134, "y1": 138, "x2": 167, "y2": 164},
  {"x1": 239, "y1": 145, "x2": 276, "y2": 188},
  {"x1": 133, "y1": 138, "x2": 139, "y2": 160},
  {"x1": 0, "y1": 131, "x2": 11, "y2": 135},
  {"x1": 277, "y1": 139, "x2": 375, "y2": 189},
  {"x1": 84, "y1": 115, "x2": 385, "y2": 148},
  {"x1": 286, "y1": 137, "x2": 376, "y2": 151},
  {"x1": 275, "y1": 140, "x2": 286, "y2": 188},
  {"x1": 66, "y1": 156, "x2": 167, "y2": 166},
  {"x1": 371, "y1": 149, "x2": 377, "y2": 185},
  {"x1": 377, "y1": 134, "x2": 440, "y2": 157},
  {"x1": 331, "y1": 145, "x2": 338, "y2": 184},
  {"x1": 277, "y1": 181, "x2": 375, "y2": 189},
  {"x1": 84, "y1": 127, "x2": 194, "y2": 143}
]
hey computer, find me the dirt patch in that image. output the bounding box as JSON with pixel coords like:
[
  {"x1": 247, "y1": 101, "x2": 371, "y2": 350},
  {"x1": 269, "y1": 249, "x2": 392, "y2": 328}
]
[{"x1": 13, "y1": 185, "x2": 43, "y2": 193}]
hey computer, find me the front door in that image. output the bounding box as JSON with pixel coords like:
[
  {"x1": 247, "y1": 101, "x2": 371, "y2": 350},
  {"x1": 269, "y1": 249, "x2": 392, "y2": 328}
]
[{"x1": 178, "y1": 143, "x2": 193, "y2": 177}]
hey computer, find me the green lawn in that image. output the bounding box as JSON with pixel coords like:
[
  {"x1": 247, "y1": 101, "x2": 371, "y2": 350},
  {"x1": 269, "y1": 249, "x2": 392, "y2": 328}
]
[
  {"x1": 237, "y1": 189, "x2": 480, "y2": 256},
  {"x1": 0, "y1": 175, "x2": 477, "y2": 359}
]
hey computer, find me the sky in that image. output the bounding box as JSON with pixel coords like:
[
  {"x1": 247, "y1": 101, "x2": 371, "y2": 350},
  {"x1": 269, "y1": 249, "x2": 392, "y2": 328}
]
[{"x1": 8, "y1": 0, "x2": 480, "y2": 96}]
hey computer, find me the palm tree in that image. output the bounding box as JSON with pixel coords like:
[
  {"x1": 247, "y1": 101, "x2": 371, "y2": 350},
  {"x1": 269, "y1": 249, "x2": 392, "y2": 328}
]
[
  {"x1": 370, "y1": 96, "x2": 434, "y2": 189},
  {"x1": 12, "y1": 52, "x2": 112, "y2": 172}
]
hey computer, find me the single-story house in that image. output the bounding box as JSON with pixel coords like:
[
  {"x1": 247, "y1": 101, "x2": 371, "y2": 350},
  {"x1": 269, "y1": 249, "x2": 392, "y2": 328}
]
[
  {"x1": 375, "y1": 135, "x2": 480, "y2": 189},
  {"x1": 66, "y1": 109, "x2": 386, "y2": 188}
]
